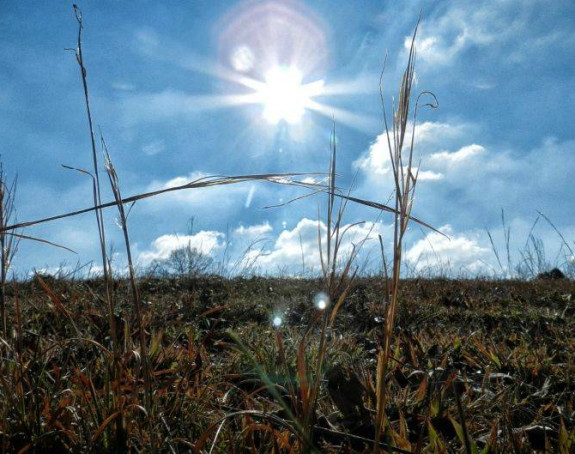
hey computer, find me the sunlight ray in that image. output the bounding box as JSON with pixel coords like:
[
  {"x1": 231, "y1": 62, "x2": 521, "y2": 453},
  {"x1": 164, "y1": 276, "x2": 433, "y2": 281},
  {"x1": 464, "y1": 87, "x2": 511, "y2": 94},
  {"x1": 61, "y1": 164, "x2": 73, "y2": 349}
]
[
  {"x1": 306, "y1": 100, "x2": 379, "y2": 133},
  {"x1": 319, "y1": 76, "x2": 381, "y2": 96},
  {"x1": 179, "y1": 93, "x2": 262, "y2": 111}
]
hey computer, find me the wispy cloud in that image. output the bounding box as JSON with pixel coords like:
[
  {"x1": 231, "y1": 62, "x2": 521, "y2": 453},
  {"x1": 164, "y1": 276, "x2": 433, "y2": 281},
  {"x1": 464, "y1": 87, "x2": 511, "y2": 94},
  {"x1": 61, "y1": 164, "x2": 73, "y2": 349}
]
[
  {"x1": 407, "y1": 1, "x2": 575, "y2": 67},
  {"x1": 142, "y1": 140, "x2": 166, "y2": 156},
  {"x1": 112, "y1": 82, "x2": 137, "y2": 92},
  {"x1": 119, "y1": 90, "x2": 257, "y2": 126},
  {"x1": 417, "y1": 170, "x2": 444, "y2": 181}
]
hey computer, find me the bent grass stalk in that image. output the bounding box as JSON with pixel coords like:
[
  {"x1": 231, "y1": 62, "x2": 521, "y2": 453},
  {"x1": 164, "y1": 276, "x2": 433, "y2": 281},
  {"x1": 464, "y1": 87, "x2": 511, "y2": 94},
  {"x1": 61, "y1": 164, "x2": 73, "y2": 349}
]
[{"x1": 0, "y1": 173, "x2": 325, "y2": 234}]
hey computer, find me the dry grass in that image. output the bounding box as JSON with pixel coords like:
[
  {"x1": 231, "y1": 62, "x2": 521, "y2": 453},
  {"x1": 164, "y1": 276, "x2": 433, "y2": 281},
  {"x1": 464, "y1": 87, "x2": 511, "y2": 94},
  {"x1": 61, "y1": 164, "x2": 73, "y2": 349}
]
[
  {"x1": 0, "y1": 276, "x2": 574, "y2": 452},
  {"x1": 372, "y1": 19, "x2": 439, "y2": 454}
]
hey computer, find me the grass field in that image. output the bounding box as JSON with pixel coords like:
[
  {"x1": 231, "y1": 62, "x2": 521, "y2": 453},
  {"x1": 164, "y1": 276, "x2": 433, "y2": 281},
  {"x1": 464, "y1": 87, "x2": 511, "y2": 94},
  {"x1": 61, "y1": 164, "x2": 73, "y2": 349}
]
[{"x1": 0, "y1": 275, "x2": 573, "y2": 452}]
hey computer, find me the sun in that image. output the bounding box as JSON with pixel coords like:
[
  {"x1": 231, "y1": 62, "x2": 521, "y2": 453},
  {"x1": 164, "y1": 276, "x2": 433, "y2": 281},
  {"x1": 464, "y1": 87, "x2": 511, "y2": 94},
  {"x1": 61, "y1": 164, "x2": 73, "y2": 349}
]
[{"x1": 258, "y1": 66, "x2": 323, "y2": 124}]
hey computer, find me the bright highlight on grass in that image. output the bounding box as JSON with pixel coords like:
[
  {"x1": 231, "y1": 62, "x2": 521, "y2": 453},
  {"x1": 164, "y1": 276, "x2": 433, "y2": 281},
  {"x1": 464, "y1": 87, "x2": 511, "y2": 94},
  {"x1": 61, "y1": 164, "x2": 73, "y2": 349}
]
[
  {"x1": 259, "y1": 66, "x2": 324, "y2": 124},
  {"x1": 314, "y1": 292, "x2": 330, "y2": 310},
  {"x1": 272, "y1": 315, "x2": 283, "y2": 327}
]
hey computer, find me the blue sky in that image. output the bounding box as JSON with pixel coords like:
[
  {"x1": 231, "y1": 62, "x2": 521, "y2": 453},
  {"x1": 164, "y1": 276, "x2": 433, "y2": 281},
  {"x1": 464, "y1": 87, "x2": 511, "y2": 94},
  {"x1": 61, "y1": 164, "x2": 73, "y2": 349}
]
[{"x1": 2, "y1": 0, "x2": 575, "y2": 277}]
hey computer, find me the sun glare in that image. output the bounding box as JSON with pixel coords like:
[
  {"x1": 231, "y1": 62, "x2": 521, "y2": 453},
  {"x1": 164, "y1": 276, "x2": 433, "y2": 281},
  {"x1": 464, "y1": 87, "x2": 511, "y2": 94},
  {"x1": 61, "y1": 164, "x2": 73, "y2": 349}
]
[
  {"x1": 259, "y1": 66, "x2": 323, "y2": 124},
  {"x1": 314, "y1": 292, "x2": 330, "y2": 310},
  {"x1": 208, "y1": 1, "x2": 378, "y2": 131}
]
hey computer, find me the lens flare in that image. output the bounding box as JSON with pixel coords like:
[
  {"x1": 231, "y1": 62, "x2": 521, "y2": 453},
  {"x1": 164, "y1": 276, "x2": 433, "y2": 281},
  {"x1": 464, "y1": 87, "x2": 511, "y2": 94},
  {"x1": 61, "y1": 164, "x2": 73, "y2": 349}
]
[
  {"x1": 231, "y1": 45, "x2": 255, "y2": 72},
  {"x1": 272, "y1": 315, "x2": 283, "y2": 327},
  {"x1": 314, "y1": 292, "x2": 330, "y2": 310},
  {"x1": 154, "y1": 0, "x2": 380, "y2": 134},
  {"x1": 218, "y1": 1, "x2": 328, "y2": 77}
]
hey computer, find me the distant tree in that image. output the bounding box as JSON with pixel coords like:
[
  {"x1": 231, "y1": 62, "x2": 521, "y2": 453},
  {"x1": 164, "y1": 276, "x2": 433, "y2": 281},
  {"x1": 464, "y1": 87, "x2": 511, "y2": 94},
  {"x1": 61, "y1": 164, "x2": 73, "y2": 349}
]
[
  {"x1": 147, "y1": 218, "x2": 215, "y2": 278},
  {"x1": 167, "y1": 243, "x2": 213, "y2": 277},
  {"x1": 151, "y1": 243, "x2": 213, "y2": 278}
]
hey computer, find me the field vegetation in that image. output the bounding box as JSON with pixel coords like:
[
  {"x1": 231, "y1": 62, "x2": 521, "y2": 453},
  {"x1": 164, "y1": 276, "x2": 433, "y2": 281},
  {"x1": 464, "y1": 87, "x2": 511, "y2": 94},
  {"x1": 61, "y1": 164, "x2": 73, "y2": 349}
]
[{"x1": 0, "y1": 275, "x2": 574, "y2": 453}]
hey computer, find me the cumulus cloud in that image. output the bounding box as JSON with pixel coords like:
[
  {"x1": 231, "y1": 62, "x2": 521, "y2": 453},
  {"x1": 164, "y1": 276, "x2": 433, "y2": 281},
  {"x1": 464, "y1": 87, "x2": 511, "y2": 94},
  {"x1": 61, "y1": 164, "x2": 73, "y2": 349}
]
[
  {"x1": 138, "y1": 231, "x2": 225, "y2": 265},
  {"x1": 353, "y1": 121, "x2": 473, "y2": 177},
  {"x1": 355, "y1": 118, "x2": 575, "y2": 220},
  {"x1": 405, "y1": 225, "x2": 492, "y2": 275},
  {"x1": 246, "y1": 218, "x2": 392, "y2": 274},
  {"x1": 425, "y1": 136, "x2": 575, "y2": 219},
  {"x1": 134, "y1": 219, "x2": 394, "y2": 275},
  {"x1": 355, "y1": 111, "x2": 575, "y2": 275},
  {"x1": 414, "y1": 121, "x2": 472, "y2": 146}
]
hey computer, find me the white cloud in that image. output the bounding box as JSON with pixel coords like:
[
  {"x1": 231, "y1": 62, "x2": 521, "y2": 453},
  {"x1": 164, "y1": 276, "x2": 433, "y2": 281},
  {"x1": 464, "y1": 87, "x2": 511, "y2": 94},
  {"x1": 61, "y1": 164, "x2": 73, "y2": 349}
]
[
  {"x1": 429, "y1": 144, "x2": 486, "y2": 167},
  {"x1": 233, "y1": 222, "x2": 273, "y2": 238},
  {"x1": 353, "y1": 121, "x2": 472, "y2": 177},
  {"x1": 146, "y1": 171, "x2": 211, "y2": 203},
  {"x1": 405, "y1": 6, "x2": 509, "y2": 66},
  {"x1": 135, "y1": 219, "x2": 392, "y2": 275},
  {"x1": 138, "y1": 231, "x2": 225, "y2": 265},
  {"x1": 355, "y1": 119, "x2": 575, "y2": 247},
  {"x1": 405, "y1": 225, "x2": 492, "y2": 275},
  {"x1": 414, "y1": 121, "x2": 471, "y2": 146},
  {"x1": 353, "y1": 132, "x2": 390, "y2": 176},
  {"x1": 417, "y1": 170, "x2": 444, "y2": 181},
  {"x1": 406, "y1": 1, "x2": 575, "y2": 67},
  {"x1": 406, "y1": 29, "x2": 468, "y2": 66},
  {"x1": 160, "y1": 173, "x2": 206, "y2": 189},
  {"x1": 301, "y1": 176, "x2": 322, "y2": 185},
  {"x1": 247, "y1": 218, "x2": 392, "y2": 274},
  {"x1": 433, "y1": 137, "x2": 575, "y2": 213}
]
